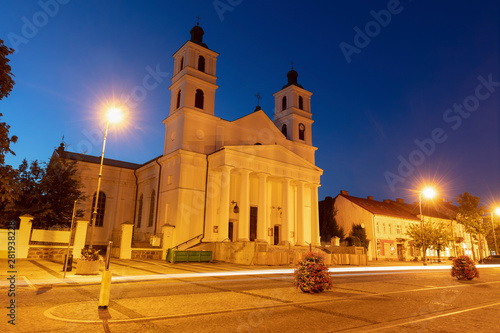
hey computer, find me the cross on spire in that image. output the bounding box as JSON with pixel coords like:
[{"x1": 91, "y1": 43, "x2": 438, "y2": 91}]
[
  {"x1": 196, "y1": 16, "x2": 200, "y2": 25},
  {"x1": 291, "y1": 61, "x2": 294, "y2": 70},
  {"x1": 255, "y1": 92, "x2": 262, "y2": 106}
]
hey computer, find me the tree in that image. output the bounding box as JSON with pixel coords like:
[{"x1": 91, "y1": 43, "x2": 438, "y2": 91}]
[
  {"x1": 349, "y1": 224, "x2": 369, "y2": 250},
  {"x1": 319, "y1": 196, "x2": 345, "y2": 242},
  {"x1": 0, "y1": 38, "x2": 17, "y2": 227},
  {"x1": 406, "y1": 221, "x2": 453, "y2": 261},
  {"x1": 0, "y1": 38, "x2": 15, "y2": 101},
  {"x1": 36, "y1": 146, "x2": 85, "y2": 228},
  {"x1": 456, "y1": 192, "x2": 486, "y2": 261}
]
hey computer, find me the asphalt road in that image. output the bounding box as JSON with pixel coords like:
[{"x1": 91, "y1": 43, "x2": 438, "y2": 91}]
[{"x1": 4, "y1": 266, "x2": 500, "y2": 332}]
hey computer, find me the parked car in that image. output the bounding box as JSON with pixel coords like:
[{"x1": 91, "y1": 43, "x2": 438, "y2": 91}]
[{"x1": 481, "y1": 255, "x2": 500, "y2": 264}]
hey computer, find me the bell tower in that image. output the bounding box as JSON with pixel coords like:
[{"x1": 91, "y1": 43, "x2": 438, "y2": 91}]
[
  {"x1": 273, "y1": 68, "x2": 313, "y2": 145},
  {"x1": 168, "y1": 23, "x2": 219, "y2": 116}
]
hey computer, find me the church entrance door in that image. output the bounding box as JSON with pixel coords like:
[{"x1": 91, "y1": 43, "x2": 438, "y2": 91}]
[
  {"x1": 228, "y1": 222, "x2": 234, "y2": 242},
  {"x1": 274, "y1": 225, "x2": 280, "y2": 245},
  {"x1": 249, "y1": 207, "x2": 258, "y2": 241}
]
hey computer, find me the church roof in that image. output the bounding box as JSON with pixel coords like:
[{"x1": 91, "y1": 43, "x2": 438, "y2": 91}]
[{"x1": 62, "y1": 151, "x2": 141, "y2": 170}]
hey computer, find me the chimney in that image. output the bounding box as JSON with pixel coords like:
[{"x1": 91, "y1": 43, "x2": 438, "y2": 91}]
[
  {"x1": 396, "y1": 198, "x2": 404, "y2": 204},
  {"x1": 340, "y1": 190, "x2": 349, "y2": 196},
  {"x1": 367, "y1": 196, "x2": 373, "y2": 200},
  {"x1": 383, "y1": 199, "x2": 390, "y2": 204}
]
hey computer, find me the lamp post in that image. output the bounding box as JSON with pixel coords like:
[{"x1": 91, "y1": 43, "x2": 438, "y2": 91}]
[
  {"x1": 490, "y1": 207, "x2": 500, "y2": 255},
  {"x1": 89, "y1": 107, "x2": 123, "y2": 249},
  {"x1": 419, "y1": 187, "x2": 436, "y2": 266}
]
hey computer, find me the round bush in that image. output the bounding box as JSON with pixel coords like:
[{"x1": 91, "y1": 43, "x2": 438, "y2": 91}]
[
  {"x1": 293, "y1": 252, "x2": 333, "y2": 293},
  {"x1": 451, "y1": 255, "x2": 479, "y2": 280}
]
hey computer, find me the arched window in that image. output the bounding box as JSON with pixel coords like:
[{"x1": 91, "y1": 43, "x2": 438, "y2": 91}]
[
  {"x1": 282, "y1": 96, "x2": 287, "y2": 110},
  {"x1": 298, "y1": 96, "x2": 303, "y2": 110},
  {"x1": 298, "y1": 123, "x2": 305, "y2": 140},
  {"x1": 91, "y1": 191, "x2": 106, "y2": 227},
  {"x1": 179, "y1": 57, "x2": 184, "y2": 72},
  {"x1": 136, "y1": 194, "x2": 143, "y2": 228},
  {"x1": 176, "y1": 90, "x2": 181, "y2": 109},
  {"x1": 281, "y1": 124, "x2": 287, "y2": 137},
  {"x1": 198, "y1": 55, "x2": 205, "y2": 72},
  {"x1": 148, "y1": 190, "x2": 156, "y2": 227},
  {"x1": 195, "y1": 89, "x2": 204, "y2": 109}
]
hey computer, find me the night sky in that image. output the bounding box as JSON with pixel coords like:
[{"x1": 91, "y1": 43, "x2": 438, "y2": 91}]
[{"x1": 1, "y1": 0, "x2": 499, "y2": 207}]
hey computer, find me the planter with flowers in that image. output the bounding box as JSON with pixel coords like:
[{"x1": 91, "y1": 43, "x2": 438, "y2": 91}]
[
  {"x1": 75, "y1": 247, "x2": 102, "y2": 275},
  {"x1": 293, "y1": 252, "x2": 333, "y2": 293},
  {"x1": 451, "y1": 255, "x2": 479, "y2": 280}
]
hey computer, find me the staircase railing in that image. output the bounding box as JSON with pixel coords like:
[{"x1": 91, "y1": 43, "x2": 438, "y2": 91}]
[{"x1": 172, "y1": 234, "x2": 203, "y2": 250}]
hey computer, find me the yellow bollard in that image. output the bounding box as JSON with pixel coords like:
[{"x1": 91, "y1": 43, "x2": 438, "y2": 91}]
[{"x1": 98, "y1": 270, "x2": 112, "y2": 309}]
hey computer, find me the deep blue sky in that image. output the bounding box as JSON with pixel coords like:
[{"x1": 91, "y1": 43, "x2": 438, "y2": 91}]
[{"x1": 1, "y1": 0, "x2": 499, "y2": 206}]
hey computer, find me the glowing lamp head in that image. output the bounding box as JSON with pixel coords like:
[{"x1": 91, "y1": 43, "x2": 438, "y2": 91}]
[
  {"x1": 107, "y1": 107, "x2": 123, "y2": 124},
  {"x1": 422, "y1": 187, "x2": 436, "y2": 199},
  {"x1": 495, "y1": 207, "x2": 500, "y2": 216}
]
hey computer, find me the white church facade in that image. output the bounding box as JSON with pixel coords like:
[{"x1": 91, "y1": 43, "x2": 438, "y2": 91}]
[{"x1": 63, "y1": 24, "x2": 322, "y2": 260}]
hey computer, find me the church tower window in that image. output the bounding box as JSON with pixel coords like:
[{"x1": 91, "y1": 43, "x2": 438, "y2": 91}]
[
  {"x1": 179, "y1": 57, "x2": 184, "y2": 72},
  {"x1": 91, "y1": 191, "x2": 106, "y2": 227},
  {"x1": 299, "y1": 96, "x2": 303, "y2": 110},
  {"x1": 148, "y1": 190, "x2": 156, "y2": 227},
  {"x1": 136, "y1": 194, "x2": 143, "y2": 228},
  {"x1": 176, "y1": 90, "x2": 181, "y2": 109},
  {"x1": 299, "y1": 123, "x2": 305, "y2": 140},
  {"x1": 282, "y1": 96, "x2": 287, "y2": 110},
  {"x1": 198, "y1": 55, "x2": 205, "y2": 72},
  {"x1": 195, "y1": 89, "x2": 204, "y2": 109},
  {"x1": 281, "y1": 124, "x2": 287, "y2": 137}
]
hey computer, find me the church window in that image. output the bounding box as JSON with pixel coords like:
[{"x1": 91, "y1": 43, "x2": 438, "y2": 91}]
[
  {"x1": 136, "y1": 194, "x2": 143, "y2": 228},
  {"x1": 195, "y1": 89, "x2": 204, "y2": 109},
  {"x1": 179, "y1": 57, "x2": 184, "y2": 72},
  {"x1": 396, "y1": 225, "x2": 401, "y2": 234},
  {"x1": 298, "y1": 123, "x2": 305, "y2": 140},
  {"x1": 176, "y1": 90, "x2": 181, "y2": 109},
  {"x1": 91, "y1": 191, "x2": 106, "y2": 227},
  {"x1": 281, "y1": 124, "x2": 287, "y2": 137},
  {"x1": 376, "y1": 222, "x2": 380, "y2": 233},
  {"x1": 148, "y1": 190, "x2": 156, "y2": 227},
  {"x1": 299, "y1": 96, "x2": 303, "y2": 110},
  {"x1": 198, "y1": 55, "x2": 205, "y2": 72},
  {"x1": 282, "y1": 96, "x2": 287, "y2": 110}
]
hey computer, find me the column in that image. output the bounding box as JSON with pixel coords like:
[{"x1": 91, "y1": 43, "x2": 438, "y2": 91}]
[
  {"x1": 204, "y1": 169, "x2": 217, "y2": 242},
  {"x1": 161, "y1": 224, "x2": 175, "y2": 260},
  {"x1": 280, "y1": 178, "x2": 291, "y2": 246},
  {"x1": 256, "y1": 173, "x2": 268, "y2": 242},
  {"x1": 237, "y1": 170, "x2": 251, "y2": 241},
  {"x1": 310, "y1": 184, "x2": 321, "y2": 246},
  {"x1": 17, "y1": 215, "x2": 33, "y2": 259},
  {"x1": 218, "y1": 166, "x2": 232, "y2": 241},
  {"x1": 296, "y1": 181, "x2": 305, "y2": 246}
]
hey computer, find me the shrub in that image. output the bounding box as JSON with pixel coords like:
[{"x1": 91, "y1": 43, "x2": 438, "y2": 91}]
[
  {"x1": 293, "y1": 252, "x2": 333, "y2": 293},
  {"x1": 80, "y1": 247, "x2": 101, "y2": 261},
  {"x1": 451, "y1": 255, "x2": 479, "y2": 280}
]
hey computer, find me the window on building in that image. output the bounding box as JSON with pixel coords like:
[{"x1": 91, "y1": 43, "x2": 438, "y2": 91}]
[
  {"x1": 299, "y1": 96, "x2": 303, "y2": 110},
  {"x1": 179, "y1": 57, "x2": 184, "y2": 72},
  {"x1": 91, "y1": 191, "x2": 106, "y2": 227},
  {"x1": 388, "y1": 224, "x2": 392, "y2": 234},
  {"x1": 383, "y1": 223, "x2": 386, "y2": 233},
  {"x1": 176, "y1": 90, "x2": 181, "y2": 109},
  {"x1": 198, "y1": 55, "x2": 205, "y2": 72},
  {"x1": 281, "y1": 124, "x2": 287, "y2": 137},
  {"x1": 148, "y1": 190, "x2": 156, "y2": 227},
  {"x1": 136, "y1": 194, "x2": 143, "y2": 228},
  {"x1": 376, "y1": 222, "x2": 380, "y2": 233},
  {"x1": 299, "y1": 123, "x2": 305, "y2": 140},
  {"x1": 282, "y1": 96, "x2": 287, "y2": 110},
  {"x1": 396, "y1": 225, "x2": 401, "y2": 234},
  {"x1": 195, "y1": 89, "x2": 204, "y2": 109}
]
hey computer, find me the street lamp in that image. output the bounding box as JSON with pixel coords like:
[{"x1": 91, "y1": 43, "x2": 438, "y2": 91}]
[
  {"x1": 490, "y1": 207, "x2": 500, "y2": 255},
  {"x1": 89, "y1": 107, "x2": 123, "y2": 249},
  {"x1": 419, "y1": 186, "x2": 436, "y2": 265}
]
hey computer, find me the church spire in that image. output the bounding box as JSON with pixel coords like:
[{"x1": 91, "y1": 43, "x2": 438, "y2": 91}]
[{"x1": 190, "y1": 17, "x2": 208, "y2": 48}]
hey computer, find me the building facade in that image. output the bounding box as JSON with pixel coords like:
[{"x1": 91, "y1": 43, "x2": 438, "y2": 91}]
[{"x1": 64, "y1": 24, "x2": 323, "y2": 254}]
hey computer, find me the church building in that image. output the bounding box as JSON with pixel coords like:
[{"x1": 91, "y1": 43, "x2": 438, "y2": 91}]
[{"x1": 63, "y1": 24, "x2": 323, "y2": 261}]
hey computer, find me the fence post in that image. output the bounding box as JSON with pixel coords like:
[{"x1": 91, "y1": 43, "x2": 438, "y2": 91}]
[
  {"x1": 161, "y1": 225, "x2": 175, "y2": 260},
  {"x1": 72, "y1": 220, "x2": 88, "y2": 258},
  {"x1": 119, "y1": 222, "x2": 134, "y2": 259},
  {"x1": 17, "y1": 215, "x2": 33, "y2": 259}
]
